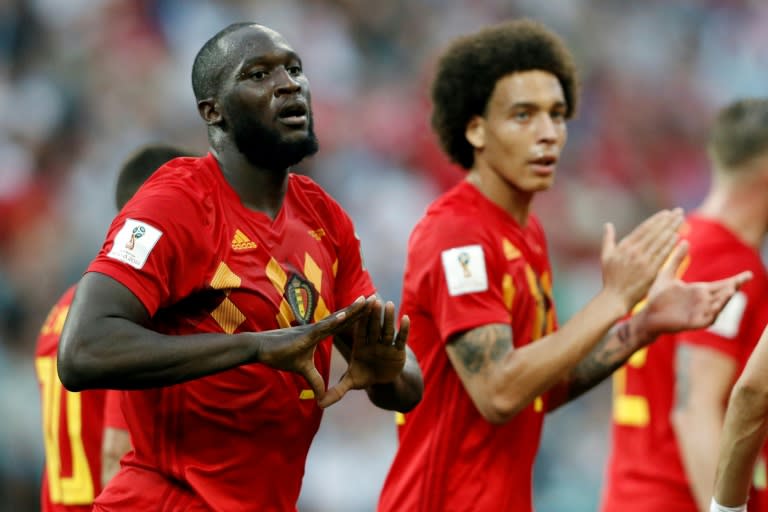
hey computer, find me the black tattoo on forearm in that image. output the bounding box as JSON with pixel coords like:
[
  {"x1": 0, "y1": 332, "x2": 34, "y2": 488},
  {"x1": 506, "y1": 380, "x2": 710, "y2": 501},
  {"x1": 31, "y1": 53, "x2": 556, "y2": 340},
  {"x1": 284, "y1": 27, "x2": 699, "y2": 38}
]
[
  {"x1": 450, "y1": 325, "x2": 512, "y2": 375},
  {"x1": 566, "y1": 322, "x2": 635, "y2": 402}
]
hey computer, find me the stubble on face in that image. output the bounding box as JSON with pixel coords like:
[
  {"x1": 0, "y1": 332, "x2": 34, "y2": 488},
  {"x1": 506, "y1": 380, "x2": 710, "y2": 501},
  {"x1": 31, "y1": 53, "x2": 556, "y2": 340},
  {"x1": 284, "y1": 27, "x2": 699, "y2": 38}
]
[{"x1": 230, "y1": 107, "x2": 319, "y2": 172}]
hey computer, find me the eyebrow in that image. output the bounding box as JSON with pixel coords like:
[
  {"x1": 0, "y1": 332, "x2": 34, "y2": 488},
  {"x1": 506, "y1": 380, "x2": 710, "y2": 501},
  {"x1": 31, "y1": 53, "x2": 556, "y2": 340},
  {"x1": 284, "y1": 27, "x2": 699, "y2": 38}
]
[
  {"x1": 238, "y1": 50, "x2": 302, "y2": 73},
  {"x1": 510, "y1": 100, "x2": 567, "y2": 110}
]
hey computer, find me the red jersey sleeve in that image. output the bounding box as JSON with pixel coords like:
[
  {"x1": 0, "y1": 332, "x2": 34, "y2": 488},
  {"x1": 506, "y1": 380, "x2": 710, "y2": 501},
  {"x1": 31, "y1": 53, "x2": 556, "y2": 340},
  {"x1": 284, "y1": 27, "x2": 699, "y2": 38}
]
[
  {"x1": 103, "y1": 390, "x2": 128, "y2": 430},
  {"x1": 87, "y1": 178, "x2": 208, "y2": 316},
  {"x1": 421, "y1": 215, "x2": 510, "y2": 343},
  {"x1": 324, "y1": 195, "x2": 376, "y2": 308}
]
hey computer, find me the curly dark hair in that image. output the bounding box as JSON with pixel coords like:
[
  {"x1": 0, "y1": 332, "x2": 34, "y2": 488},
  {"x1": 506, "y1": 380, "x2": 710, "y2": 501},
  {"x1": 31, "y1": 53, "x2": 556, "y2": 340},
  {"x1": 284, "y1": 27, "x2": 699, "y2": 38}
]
[{"x1": 431, "y1": 19, "x2": 580, "y2": 170}]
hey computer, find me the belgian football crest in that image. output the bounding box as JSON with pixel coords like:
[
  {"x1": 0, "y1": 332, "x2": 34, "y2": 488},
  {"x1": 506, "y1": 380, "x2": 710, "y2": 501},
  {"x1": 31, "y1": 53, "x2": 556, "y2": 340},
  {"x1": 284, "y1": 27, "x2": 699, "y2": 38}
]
[{"x1": 284, "y1": 273, "x2": 317, "y2": 325}]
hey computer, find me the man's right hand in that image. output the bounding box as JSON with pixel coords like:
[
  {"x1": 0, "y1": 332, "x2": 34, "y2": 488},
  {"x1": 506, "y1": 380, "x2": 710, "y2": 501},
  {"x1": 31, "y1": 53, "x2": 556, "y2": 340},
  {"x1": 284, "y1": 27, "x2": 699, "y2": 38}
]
[
  {"x1": 599, "y1": 208, "x2": 684, "y2": 312},
  {"x1": 254, "y1": 296, "x2": 370, "y2": 404}
]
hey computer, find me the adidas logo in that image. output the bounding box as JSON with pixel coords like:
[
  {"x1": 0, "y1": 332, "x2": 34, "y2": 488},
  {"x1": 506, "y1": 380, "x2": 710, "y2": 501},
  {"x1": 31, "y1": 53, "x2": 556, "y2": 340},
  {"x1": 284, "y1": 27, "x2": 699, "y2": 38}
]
[
  {"x1": 232, "y1": 229, "x2": 258, "y2": 250},
  {"x1": 308, "y1": 228, "x2": 326, "y2": 241}
]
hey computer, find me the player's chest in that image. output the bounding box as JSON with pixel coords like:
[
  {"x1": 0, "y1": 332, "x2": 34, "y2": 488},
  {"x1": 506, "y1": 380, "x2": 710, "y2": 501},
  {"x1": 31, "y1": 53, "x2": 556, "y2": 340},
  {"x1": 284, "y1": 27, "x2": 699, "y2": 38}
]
[{"x1": 198, "y1": 216, "x2": 338, "y2": 328}]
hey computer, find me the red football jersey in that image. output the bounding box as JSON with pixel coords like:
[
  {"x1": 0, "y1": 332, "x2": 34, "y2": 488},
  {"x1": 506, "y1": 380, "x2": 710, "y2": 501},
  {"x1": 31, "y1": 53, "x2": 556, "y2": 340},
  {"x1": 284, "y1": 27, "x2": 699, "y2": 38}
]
[
  {"x1": 35, "y1": 286, "x2": 108, "y2": 512},
  {"x1": 103, "y1": 390, "x2": 127, "y2": 431},
  {"x1": 378, "y1": 181, "x2": 557, "y2": 512},
  {"x1": 601, "y1": 216, "x2": 768, "y2": 511},
  {"x1": 87, "y1": 154, "x2": 374, "y2": 512}
]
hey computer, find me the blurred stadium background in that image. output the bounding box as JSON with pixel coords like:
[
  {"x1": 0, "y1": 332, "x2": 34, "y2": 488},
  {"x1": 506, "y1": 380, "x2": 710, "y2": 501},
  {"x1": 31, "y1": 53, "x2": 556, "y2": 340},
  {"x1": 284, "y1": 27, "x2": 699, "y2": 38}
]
[{"x1": 1, "y1": 0, "x2": 767, "y2": 510}]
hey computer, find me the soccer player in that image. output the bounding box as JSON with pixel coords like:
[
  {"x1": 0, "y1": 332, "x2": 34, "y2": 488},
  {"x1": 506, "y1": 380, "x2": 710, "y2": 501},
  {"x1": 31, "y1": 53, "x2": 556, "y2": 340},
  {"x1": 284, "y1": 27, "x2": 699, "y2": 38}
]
[
  {"x1": 376, "y1": 19, "x2": 752, "y2": 512},
  {"x1": 35, "y1": 144, "x2": 189, "y2": 511},
  {"x1": 57, "y1": 23, "x2": 423, "y2": 511},
  {"x1": 601, "y1": 98, "x2": 768, "y2": 512},
  {"x1": 713, "y1": 322, "x2": 768, "y2": 512}
]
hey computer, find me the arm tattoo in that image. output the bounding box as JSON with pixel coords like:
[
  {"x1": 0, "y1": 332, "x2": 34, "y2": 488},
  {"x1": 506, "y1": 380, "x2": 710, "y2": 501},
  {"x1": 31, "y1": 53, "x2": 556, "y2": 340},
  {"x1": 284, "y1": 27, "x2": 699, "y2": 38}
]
[
  {"x1": 450, "y1": 325, "x2": 512, "y2": 375},
  {"x1": 566, "y1": 322, "x2": 634, "y2": 401},
  {"x1": 674, "y1": 344, "x2": 691, "y2": 411}
]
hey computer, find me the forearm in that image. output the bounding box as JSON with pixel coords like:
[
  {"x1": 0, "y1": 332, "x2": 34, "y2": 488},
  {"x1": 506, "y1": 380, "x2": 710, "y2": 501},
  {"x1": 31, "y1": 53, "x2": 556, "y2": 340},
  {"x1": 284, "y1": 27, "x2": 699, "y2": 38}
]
[
  {"x1": 60, "y1": 316, "x2": 267, "y2": 390},
  {"x1": 366, "y1": 351, "x2": 423, "y2": 412},
  {"x1": 674, "y1": 409, "x2": 723, "y2": 512},
  {"x1": 548, "y1": 314, "x2": 651, "y2": 410},
  {"x1": 101, "y1": 427, "x2": 131, "y2": 487},
  {"x1": 491, "y1": 289, "x2": 627, "y2": 417},
  {"x1": 714, "y1": 384, "x2": 768, "y2": 507}
]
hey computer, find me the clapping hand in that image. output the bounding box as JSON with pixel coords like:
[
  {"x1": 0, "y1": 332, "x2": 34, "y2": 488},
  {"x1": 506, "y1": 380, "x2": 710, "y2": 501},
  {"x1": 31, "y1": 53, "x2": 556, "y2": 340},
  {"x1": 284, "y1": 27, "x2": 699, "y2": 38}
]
[
  {"x1": 320, "y1": 297, "x2": 410, "y2": 408},
  {"x1": 600, "y1": 208, "x2": 685, "y2": 313}
]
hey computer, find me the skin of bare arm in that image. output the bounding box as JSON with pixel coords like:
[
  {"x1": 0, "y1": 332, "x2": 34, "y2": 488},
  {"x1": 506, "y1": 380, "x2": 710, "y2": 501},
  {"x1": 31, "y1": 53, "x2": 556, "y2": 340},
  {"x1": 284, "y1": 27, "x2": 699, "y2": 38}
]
[
  {"x1": 546, "y1": 245, "x2": 751, "y2": 410},
  {"x1": 100, "y1": 426, "x2": 131, "y2": 488},
  {"x1": 330, "y1": 299, "x2": 423, "y2": 411},
  {"x1": 444, "y1": 209, "x2": 681, "y2": 424},
  {"x1": 713, "y1": 323, "x2": 768, "y2": 508},
  {"x1": 446, "y1": 209, "x2": 752, "y2": 424},
  {"x1": 58, "y1": 272, "x2": 369, "y2": 407},
  {"x1": 672, "y1": 345, "x2": 737, "y2": 512}
]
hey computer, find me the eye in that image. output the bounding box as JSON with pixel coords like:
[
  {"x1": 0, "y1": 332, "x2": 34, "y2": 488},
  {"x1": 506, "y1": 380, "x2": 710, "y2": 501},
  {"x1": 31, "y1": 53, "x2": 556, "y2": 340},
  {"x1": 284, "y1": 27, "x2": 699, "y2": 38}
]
[
  {"x1": 513, "y1": 110, "x2": 531, "y2": 121},
  {"x1": 550, "y1": 110, "x2": 566, "y2": 121},
  {"x1": 249, "y1": 70, "x2": 268, "y2": 80},
  {"x1": 287, "y1": 65, "x2": 303, "y2": 76}
]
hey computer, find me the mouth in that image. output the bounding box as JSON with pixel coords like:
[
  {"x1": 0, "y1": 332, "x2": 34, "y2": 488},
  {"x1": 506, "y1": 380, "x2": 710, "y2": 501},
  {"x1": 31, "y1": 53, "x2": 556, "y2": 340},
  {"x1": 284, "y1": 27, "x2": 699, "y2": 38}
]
[
  {"x1": 277, "y1": 102, "x2": 308, "y2": 127},
  {"x1": 529, "y1": 154, "x2": 558, "y2": 174}
]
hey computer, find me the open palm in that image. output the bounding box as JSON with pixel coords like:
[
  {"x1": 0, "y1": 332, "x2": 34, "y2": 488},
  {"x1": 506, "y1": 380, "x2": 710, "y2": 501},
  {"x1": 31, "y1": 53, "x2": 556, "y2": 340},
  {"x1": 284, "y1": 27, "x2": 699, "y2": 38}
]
[
  {"x1": 321, "y1": 300, "x2": 409, "y2": 408},
  {"x1": 641, "y1": 242, "x2": 752, "y2": 336}
]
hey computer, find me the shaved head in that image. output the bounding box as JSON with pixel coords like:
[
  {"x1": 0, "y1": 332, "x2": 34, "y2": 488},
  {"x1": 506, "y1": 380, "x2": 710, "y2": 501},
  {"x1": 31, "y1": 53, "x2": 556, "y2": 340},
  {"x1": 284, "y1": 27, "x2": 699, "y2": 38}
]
[{"x1": 192, "y1": 22, "x2": 266, "y2": 101}]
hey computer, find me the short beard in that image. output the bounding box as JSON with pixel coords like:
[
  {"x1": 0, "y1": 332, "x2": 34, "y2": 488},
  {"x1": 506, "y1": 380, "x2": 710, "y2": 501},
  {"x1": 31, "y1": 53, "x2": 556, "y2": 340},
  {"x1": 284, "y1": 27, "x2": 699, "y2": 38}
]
[{"x1": 231, "y1": 114, "x2": 319, "y2": 172}]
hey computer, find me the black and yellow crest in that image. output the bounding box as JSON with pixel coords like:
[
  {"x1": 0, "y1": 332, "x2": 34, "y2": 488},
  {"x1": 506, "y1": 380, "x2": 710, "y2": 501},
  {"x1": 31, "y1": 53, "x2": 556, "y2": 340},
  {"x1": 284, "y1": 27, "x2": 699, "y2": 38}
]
[{"x1": 284, "y1": 273, "x2": 317, "y2": 325}]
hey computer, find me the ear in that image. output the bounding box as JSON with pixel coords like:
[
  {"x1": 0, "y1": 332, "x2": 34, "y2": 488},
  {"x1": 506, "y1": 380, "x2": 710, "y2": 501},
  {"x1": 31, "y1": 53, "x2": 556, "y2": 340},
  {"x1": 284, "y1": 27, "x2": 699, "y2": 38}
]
[
  {"x1": 197, "y1": 98, "x2": 222, "y2": 126},
  {"x1": 465, "y1": 116, "x2": 485, "y2": 150}
]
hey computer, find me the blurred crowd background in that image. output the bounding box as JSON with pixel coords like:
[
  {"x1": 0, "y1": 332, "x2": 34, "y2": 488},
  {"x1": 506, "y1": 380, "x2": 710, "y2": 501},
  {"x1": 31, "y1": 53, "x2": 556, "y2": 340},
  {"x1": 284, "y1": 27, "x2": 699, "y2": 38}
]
[{"x1": 1, "y1": 0, "x2": 767, "y2": 510}]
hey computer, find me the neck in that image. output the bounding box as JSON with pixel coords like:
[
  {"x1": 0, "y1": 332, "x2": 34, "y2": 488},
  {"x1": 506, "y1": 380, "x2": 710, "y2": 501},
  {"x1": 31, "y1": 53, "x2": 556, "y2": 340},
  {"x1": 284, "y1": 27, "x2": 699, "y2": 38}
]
[
  {"x1": 210, "y1": 141, "x2": 288, "y2": 220},
  {"x1": 695, "y1": 181, "x2": 768, "y2": 249},
  {"x1": 466, "y1": 167, "x2": 534, "y2": 226}
]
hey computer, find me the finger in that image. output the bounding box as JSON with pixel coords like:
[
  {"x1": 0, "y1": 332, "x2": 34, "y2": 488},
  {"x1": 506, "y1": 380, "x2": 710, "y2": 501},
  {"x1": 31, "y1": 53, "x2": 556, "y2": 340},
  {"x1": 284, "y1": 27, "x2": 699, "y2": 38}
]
[
  {"x1": 300, "y1": 363, "x2": 328, "y2": 405},
  {"x1": 730, "y1": 270, "x2": 753, "y2": 288},
  {"x1": 353, "y1": 298, "x2": 375, "y2": 347},
  {"x1": 381, "y1": 302, "x2": 396, "y2": 344},
  {"x1": 707, "y1": 271, "x2": 753, "y2": 300},
  {"x1": 319, "y1": 374, "x2": 354, "y2": 408},
  {"x1": 394, "y1": 314, "x2": 410, "y2": 350},
  {"x1": 640, "y1": 211, "x2": 683, "y2": 267},
  {"x1": 658, "y1": 240, "x2": 689, "y2": 280},
  {"x1": 601, "y1": 222, "x2": 616, "y2": 263},
  {"x1": 625, "y1": 209, "x2": 682, "y2": 252},
  {"x1": 639, "y1": 228, "x2": 679, "y2": 278},
  {"x1": 336, "y1": 296, "x2": 368, "y2": 320},
  {"x1": 314, "y1": 298, "x2": 369, "y2": 339},
  {"x1": 367, "y1": 299, "x2": 383, "y2": 345},
  {"x1": 620, "y1": 209, "x2": 671, "y2": 245}
]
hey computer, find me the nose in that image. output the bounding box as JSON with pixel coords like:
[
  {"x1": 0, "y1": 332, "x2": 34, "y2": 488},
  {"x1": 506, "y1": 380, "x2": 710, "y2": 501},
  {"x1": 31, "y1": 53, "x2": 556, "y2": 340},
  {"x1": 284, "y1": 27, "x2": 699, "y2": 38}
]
[
  {"x1": 536, "y1": 113, "x2": 559, "y2": 144},
  {"x1": 274, "y1": 67, "x2": 301, "y2": 97}
]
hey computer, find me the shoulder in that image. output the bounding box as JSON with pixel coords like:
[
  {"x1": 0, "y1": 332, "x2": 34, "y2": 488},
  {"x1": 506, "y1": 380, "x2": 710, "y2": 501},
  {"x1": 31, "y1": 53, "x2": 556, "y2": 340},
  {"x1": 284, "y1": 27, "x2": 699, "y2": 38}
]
[
  {"x1": 288, "y1": 173, "x2": 352, "y2": 224},
  {"x1": 288, "y1": 173, "x2": 339, "y2": 206},
  {"x1": 411, "y1": 189, "x2": 489, "y2": 248},
  {"x1": 138, "y1": 155, "x2": 214, "y2": 202},
  {"x1": 122, "y1": 155, "x2": 218, "y2": 229}
]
